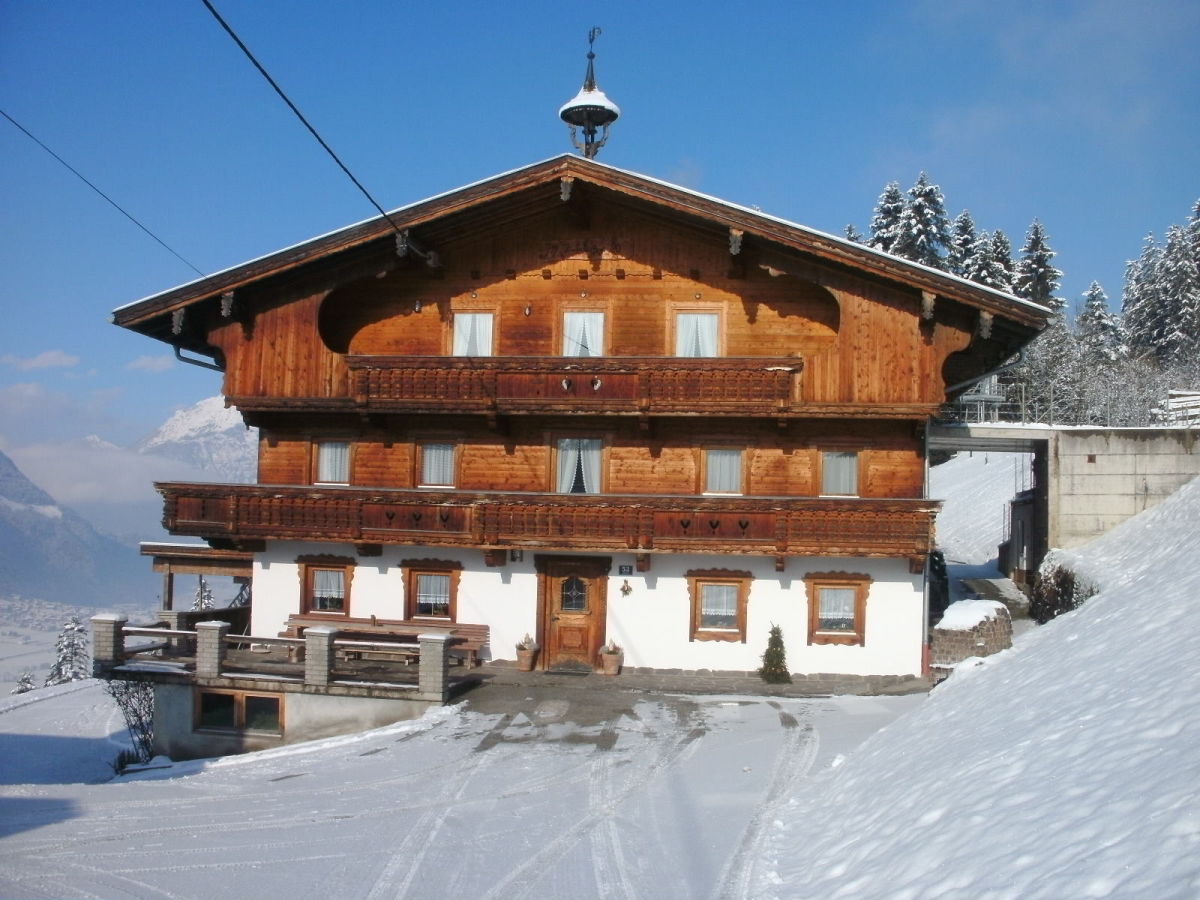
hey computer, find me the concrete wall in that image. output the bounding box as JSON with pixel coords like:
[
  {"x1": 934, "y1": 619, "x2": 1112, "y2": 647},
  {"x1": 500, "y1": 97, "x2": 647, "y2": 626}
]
[
  {"x1": 250, "y1": 542, "x2": 924, "y2": 677},
  {"x1": 153, "y1": 681, "x2": 433, "y2": 761},
  {"x1": 1049, "y1": 429, "x2": 1199, "y2": 549}
]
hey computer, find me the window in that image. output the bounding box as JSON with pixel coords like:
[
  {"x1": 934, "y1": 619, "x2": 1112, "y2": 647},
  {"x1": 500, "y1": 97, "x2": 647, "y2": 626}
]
[
  {"x1": 315, "y1": 441, "x2": 350, "y2": 484},
  {"x1": 686, "y1": 569, "x2": 751, "y2": 642},
  {"x1": 556, "y1": 438, "x2": 603, "y2": 493},
  {"x1": 563, "y1": 311, "x2": 604, "y2": 357},
  {"x1": 704, "y1": 448, "x2": 742, "y2": 494},
  {"x1": 402, "y1": 559, "x2": 461, "y2": 620},
  {"x1": 453, "y1": 312, "x2": 494, "y2": 356},
  {"x1": 420, "y1": 442, "x2": 455, "y2": 487},
  {"x1": 804, "y1": 571, "x2": 872, "y2": 646},
  {"x1": 298, "y1": 556, "x2": 355, "y2": 615},
  {"x1": 196, "y1": 690, "x2": 282, "y2": 734},
  {"x1": 821, "y1": 451, "x2": 858, "y2": 496},
  {"x1": 675, "y1": 312, "x2": 719, "y2": 357}
]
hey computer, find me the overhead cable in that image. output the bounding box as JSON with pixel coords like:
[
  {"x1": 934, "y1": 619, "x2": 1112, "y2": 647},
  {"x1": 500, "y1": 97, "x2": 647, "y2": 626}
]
[
  {"x1": 1, "y1": 108, "x2": 207, "y2": 278},
  {"x1": 200, "y1": 0, "x2": 401, "y2": 233}
]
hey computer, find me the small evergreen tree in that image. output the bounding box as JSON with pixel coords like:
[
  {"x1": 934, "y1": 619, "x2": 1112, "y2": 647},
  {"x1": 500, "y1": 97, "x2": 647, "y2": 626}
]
[
  {"x1": 989, "y1": 229, "x2": 1015, "y2": 292},
  {"x1": 963, "y1": 230, "x2": 1007, "y2": 289},
  {"x1": 1076, "y1": 281, "x2": 1122, "y2": 367},
  {"x1": 10, "y1": 672, "x2": 35, "y2": 694},
  {"x1": 758, "y1": 624, "x2": 792, "y2": 684},
  {"x1": 44, "y1": 617, "x2": 90, "y2": 686},
  {"x1": 1013, "y1": 220, "x2": 1062, "y2": 307},
  {"x1": 867, "y1": 182, "x2": 906, "y2": 254},
  {"x1": 192, "y1": 575, "x2": 214, "y2": 611},
  {"x1": 843, "y1": 223, "x2": 864, "y2": 243},
  {"x1": 893, "y1": 172, "x2": 951, "y2": 269}
]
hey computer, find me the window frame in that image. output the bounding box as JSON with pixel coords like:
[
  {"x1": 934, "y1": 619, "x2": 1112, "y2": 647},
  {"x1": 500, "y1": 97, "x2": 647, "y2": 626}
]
[
  {"x1": 312, "y1": 439, "x2": 352, "y2": 485},
  {"x1": 560, "y1": 307, "x2": 608, "y2": 357},
  {"x1": 819, "y1": 450, "x2": 860, "y2": 497},
  {"x1": 401, "y1": 558, "x2": 462, "y2": 621},
  {"x1": 450, "y1": 309, "x2": 496, "y2": 357},
  {"x1": 194, "y1": 689, "x2": 284, "y2": 735},
  {"x1": 804, "y1": 571, "x2": 872, "y2": 646},
  {"x1": 671, "y1": 306, "x2": 724, "y2": 357},
  {"x1": 551, "y1": 433, "x2": 607, "y2": 494},
  {"x1": 297, "y1": 555, "x2": 355, "y2": 616},
  {"x1": 686, "y1": 568, "x2": 751, "y2": 642},
  {"x1": 701, "y1": 446, "x2": 744, "y2": 495},
  {"x1": 417, "y1": 439, "x2": 457, "y2": 488}
]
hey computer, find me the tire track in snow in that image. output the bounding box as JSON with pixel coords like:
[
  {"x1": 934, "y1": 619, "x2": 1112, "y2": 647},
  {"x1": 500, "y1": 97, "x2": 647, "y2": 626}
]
[
  {"x1": 479, "y1": 721, "x2": 708, "y2": 900},
  {"x1": 587, "y1": 751, "x2": 638, "y2": 900},
  {"x1": 708, "y1": 708, "x2": 819, "y2": 900}
]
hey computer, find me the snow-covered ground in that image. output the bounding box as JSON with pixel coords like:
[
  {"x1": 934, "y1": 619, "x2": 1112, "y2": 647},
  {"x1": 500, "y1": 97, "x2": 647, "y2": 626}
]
[
  {"x1": 930, "y1": 451, "x2": 1032, "y2": 565},
  {"x1": 759, "y1": 474, "x2": 1200, "y2": 898},
  {"x1": 0, "y1": 682, "x2": 920, "y2": 899}
]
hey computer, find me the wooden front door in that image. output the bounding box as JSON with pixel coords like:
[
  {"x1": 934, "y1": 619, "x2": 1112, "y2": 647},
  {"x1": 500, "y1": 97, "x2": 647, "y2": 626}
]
[{"x1": 537, "y1": 556, "x2": 609, "y2": 671}]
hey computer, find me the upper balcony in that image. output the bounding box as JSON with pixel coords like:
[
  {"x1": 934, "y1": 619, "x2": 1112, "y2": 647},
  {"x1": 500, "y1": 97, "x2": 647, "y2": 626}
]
[
  {"x1": 345, "y1": 355, "x2": 802, "y2": 417},
  {"x1": 159, "y1": 481, "x2": 938, "y2": 567}
]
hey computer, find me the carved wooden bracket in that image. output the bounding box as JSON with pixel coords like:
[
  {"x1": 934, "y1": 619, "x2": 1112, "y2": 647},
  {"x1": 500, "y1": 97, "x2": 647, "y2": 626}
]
[
  {"x1": 635, "y1": 553, "x2": 651, "y2": 572},
  {"x1": 921, "y1": 290, "x2": 936, "y2": 320},
  {"x1": 355, "y1": 543, "x2": 382, "y2": 557},
  {"x1": 220, "y1": 291, "x2": 236, "y2": 318},
  {"x1": 560, "y1": 176, "x2": 574, "y2": 202},
  {"x1": 483, "y1": 548, "x2": 507, "y2": 567},
  {"x1": 978, "y1": 311, "x2": 994, "y2": 339},
  {"x1": 171, "y1": 308, "x2": 185, "y2": 335},
  {"x1": 729, "y1": 228, "x2": 744, "y2": 256}
]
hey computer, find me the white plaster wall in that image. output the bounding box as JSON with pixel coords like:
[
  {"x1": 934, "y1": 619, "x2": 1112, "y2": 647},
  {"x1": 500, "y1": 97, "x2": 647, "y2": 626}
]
[
  {"x1": 608, "y1": 554, "x2": 923, "y2": 676},
  {"x1": 249, "y1": 543, "x2": 923, "y2": 676}
]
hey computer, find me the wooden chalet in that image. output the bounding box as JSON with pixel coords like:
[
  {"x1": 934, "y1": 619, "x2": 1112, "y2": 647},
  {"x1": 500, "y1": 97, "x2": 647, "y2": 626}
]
[{"x1": 113, "y1": 154, "x2": 1049, "y2": 683}]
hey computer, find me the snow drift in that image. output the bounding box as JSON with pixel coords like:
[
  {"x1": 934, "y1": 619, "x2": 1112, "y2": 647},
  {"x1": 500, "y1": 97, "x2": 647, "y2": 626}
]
[{"x1": 761, "y1": 475, "x2": 1200, "y2": 898}]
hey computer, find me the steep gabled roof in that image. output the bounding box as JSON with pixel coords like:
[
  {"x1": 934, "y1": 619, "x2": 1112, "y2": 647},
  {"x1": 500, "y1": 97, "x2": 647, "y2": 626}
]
[{"x1": 113, "y1": 154, "x2": 1050, "y2": 344}]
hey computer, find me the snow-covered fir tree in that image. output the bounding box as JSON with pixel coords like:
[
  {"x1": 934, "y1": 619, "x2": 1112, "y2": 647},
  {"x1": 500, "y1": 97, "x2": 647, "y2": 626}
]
[
  {"x1": 44, "y1": 617, "x2": 90, "y2": 686},
  {"x1": 963, "y1": 230, "x2": 1009, "y2": 289},
  {"x1": 989, "y1": 230, "x2": 1015, "y2": 292},
  {"x1": 1156, "y1": 220, "x2": 1200, "y2": 367},
  {"x1": 843, "y1": 223, "x2": 864, "y2": 243},
  {"x1": 1076, "y1": 282, "x2": 1122, "y2": 367},
  {"x1": 1013, "y1": 221, "x2": 1061, "y2": 307},
  {"x1": 892, "y1": 172, "x2": 951, "y2": 269},
  {"x1": 193, "y1": 575, "x2": 215, "y2": 611},
  {"x1": 947, "y1": 210, "x2": 977, "y2": 277},
  {"x1": 866, "y1": 182, "x2": 905, "y2": 254},
  {"x1": 11, "y1": 672, "x2": 35, "y2": 694},
  {"x1": 1121, "y1": 234, "x2": 1165, "y2": 361}
]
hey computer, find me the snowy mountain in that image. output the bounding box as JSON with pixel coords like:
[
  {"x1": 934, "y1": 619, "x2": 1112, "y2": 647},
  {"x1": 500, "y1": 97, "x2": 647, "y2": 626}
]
[
  {"x1": 137, "y1": 395, "x2": 257, "y2": 483},
  {"x1": 0, "y1": 449, "x2": 154, "y2": 606}
]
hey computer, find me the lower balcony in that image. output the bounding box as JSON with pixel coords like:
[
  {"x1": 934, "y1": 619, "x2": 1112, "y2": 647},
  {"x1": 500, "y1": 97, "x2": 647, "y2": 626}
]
[{"x1": 159, "y1": 483, "x2": 938, "y2": 565}]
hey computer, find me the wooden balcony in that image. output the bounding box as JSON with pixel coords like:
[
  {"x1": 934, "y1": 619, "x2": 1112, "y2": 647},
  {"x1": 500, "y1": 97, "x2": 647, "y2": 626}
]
[
  {"x1": 159, "y1": 482, "x2": 938, "y2": 564},
  {"x1": 345, "y1": 356, "x2": 801, "y2": 417}
]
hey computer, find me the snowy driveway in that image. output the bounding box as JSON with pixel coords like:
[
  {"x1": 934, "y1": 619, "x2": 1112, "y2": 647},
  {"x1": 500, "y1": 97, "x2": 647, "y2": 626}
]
[{"x1": 0, "y1": 682, "x2": 921, "y2": 899}]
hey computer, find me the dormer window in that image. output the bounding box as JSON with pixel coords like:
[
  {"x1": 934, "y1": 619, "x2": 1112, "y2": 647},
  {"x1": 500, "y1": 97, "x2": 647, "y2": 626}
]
[
  {"x1": 563, "y1": 311, "x2": 604, "y2": 357},
  {"x1": 452, "y1": 312, "x2": 493, "y2": 356}
]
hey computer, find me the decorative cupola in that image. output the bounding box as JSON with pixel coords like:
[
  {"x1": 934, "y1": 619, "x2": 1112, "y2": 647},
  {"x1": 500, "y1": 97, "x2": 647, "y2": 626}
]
[{"x1": 558, "y1": 27, "x2": 620, "y2": 159}]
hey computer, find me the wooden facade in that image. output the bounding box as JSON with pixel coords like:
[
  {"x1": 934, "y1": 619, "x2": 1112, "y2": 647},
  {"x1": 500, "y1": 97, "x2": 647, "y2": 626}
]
[{"x1": 115, "y1": 155, "x2": 1048, "y2": 677}]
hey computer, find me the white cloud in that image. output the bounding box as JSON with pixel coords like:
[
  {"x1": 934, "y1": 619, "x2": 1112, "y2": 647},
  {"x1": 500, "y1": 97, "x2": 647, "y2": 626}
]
[
  {"x1": 0, "y1": 349, "x2": 80, "y2": 370},
  {"x1": 126, "y1": 354, "x2": 175, "y2": 373}
]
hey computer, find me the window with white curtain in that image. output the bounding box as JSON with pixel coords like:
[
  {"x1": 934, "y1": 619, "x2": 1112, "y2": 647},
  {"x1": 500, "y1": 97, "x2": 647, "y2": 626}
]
[
  {"x1": 821, "y1": 451, "x2": 858, "y2": 496},
  {"x1": 309, "y1": 569, "x2": 345, "y2": 612},
  {"x1": 414, "y1": 573, "x2": 451, "y2": 617},
  {"x1": 699, "y1": 583, "x2": 738, "y2": 629},
  {"x1": 817, "y1": 587, "x2": 857, "y2": 631},
  {"x1": 420, "y1": 443, "x2": 455, "y2": 487},
  {"x1": 675, "y1": 313, "x2": 719, "y2": 357},
  {"x1": 705, "y1": 448, "x2": 742, "y2": 494},
  {"x1": 562, "y1": 311, "x2": 604, "y2": 357},
  {"x1": 452, "y1": 312, "x2": 494, "y2": 356},
  {"x1": 316, "y1": 441, "x2": 350, "y2": 484},
  {"x1": 556, "y1": 438, "x2": 603, "y2": 493}
]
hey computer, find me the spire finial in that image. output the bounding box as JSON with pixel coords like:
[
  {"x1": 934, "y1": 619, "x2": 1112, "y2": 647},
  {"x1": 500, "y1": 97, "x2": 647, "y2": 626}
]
[{"x1": 559, "y1": 27, "x2": 620, "y2": 159}]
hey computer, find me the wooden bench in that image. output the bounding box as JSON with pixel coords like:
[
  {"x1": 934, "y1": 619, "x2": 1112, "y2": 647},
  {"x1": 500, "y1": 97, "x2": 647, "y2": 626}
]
[{"x1": 281, "y1": 614, "x2": 489, "y2": 667}]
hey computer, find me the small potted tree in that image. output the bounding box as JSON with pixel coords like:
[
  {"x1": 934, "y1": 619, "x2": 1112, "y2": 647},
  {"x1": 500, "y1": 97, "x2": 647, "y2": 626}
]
[
  {"x1": 599, "y1": 639, "x2": 622, "y2": 676},
  {"x1": 515, "y1": 634, "x2": 539, "y2": 672}
]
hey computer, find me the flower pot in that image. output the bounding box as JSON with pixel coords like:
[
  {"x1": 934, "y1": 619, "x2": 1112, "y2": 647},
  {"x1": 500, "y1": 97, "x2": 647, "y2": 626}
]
[
  {"x1": 515, "y1": 647, "x2": 538, "y2": 672},
  {"x1": 599, "y1": 652, "x2": 622, "y2": 676}
]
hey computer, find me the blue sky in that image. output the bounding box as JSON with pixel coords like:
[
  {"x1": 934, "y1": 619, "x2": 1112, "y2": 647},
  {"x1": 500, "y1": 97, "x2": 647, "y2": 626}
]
[{"x1": 1, "y1": 1, "x2": 1197, "y2": 522}]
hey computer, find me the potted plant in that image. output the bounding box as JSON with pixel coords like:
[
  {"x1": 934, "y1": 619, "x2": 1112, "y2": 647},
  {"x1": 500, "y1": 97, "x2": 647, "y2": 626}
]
[
  {"x1": 515, "y1": 634, "x2": 539, "y2": 672},
  {"x1": 599, "y1": 639, "x2": 622, "y2": 676}
]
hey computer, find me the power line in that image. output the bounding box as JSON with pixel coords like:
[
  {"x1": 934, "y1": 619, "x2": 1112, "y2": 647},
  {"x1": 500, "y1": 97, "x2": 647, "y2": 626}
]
[
  {"x1": 0, "y1": 108, "x2": 207, "y2": 279},
  {"x1": 200, "y1": 0, "x2": 401, "y2": 234}
]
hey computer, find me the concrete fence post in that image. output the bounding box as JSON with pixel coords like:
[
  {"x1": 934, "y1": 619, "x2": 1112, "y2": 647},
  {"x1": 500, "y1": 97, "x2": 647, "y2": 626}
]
[
  {"x1": 418, "y1": 633, "x2": 453, "y2": 702},
  {"x1": 90, "y1": 614, "x2": 127, "y2": 677},
  {"x1": 304, "y1": 626, "x2": 338, "y2": 687},
  {"x1": 195, "y1": 621, "x2": 230, "y2": 677}
]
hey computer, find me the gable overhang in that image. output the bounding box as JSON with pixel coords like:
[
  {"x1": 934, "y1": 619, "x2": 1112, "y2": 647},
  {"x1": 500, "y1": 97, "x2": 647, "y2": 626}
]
[{"x1": 112, "y1": 154, "x2": 1051, "y2": 353}]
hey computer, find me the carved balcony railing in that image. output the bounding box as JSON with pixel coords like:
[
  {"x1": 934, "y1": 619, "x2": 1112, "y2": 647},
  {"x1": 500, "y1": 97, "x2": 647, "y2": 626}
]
[
  {"x1": 159, "y1": 482, "x2": 938, "y2": 564},
  {"x1": 344, "y1": 356, "x2": 801, "y2": 416}
]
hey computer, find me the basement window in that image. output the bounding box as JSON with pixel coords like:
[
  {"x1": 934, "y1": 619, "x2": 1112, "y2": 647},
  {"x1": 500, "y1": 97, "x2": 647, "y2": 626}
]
[{"x1": 195, "y1": 690, "x2": 282, "y2": 734}]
